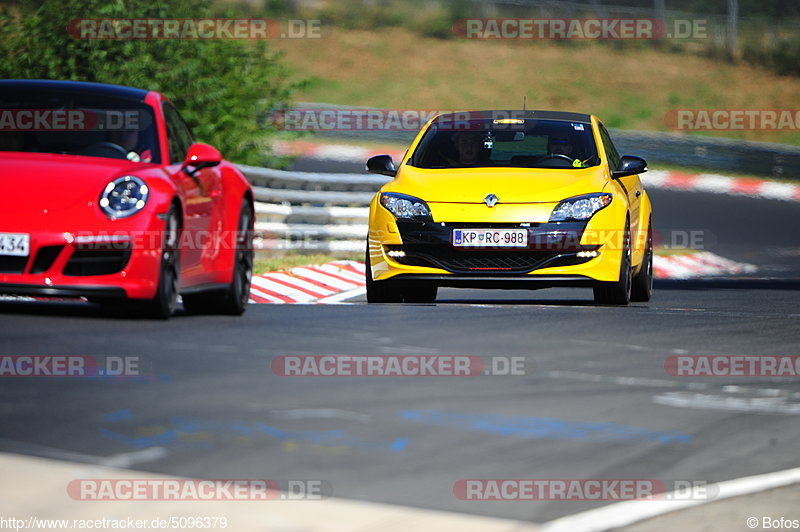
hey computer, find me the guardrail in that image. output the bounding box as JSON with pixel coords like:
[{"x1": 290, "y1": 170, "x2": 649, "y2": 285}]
[{"x1": 241, "y1": 165, "x2": 385, "y2": 252}]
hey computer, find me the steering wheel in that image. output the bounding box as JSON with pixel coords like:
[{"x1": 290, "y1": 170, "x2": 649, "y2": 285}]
[
  {"x1": 538, "y1": 153, "x2": 575, "y2": 163},
  {"x1": 77, "y1": 141, "x2": 128, "y2": 159}
]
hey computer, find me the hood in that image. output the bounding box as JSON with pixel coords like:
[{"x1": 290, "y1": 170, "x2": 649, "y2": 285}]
[
  {"x1": 387, "y1": 165, "x2": 610, "y2": 204},
  {"x1": 0, "y1": 152, "x2": 161, "y2": 215}
]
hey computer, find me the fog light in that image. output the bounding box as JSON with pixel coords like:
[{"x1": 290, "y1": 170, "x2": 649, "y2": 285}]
[
  {"x1": 387, "y1": 250, "x2": 406, "y2": 258},
  {"x1": 577, "y1": 250, "x2": 599, "y2": 258}
]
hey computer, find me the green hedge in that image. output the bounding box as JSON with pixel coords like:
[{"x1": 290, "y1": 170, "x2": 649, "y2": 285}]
[{"x1": 0, "y1": 0, "x2": 300, "y2": 166}]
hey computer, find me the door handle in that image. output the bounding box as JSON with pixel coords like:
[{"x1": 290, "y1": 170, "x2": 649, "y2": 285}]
[{"x1": 635, "y1": 190, "x2": 641, "y2": 198}]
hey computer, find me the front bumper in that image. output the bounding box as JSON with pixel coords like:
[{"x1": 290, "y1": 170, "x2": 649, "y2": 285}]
[
  {"x1": 389, "y1": 220, "x2": 598, "y2": 273},
  {"x1": 368, "y1": 203, "x2": 627, "y2": 285},
  {"x1": 0, "y1": 283, "x2": 127, "y2": 298},
  {"x1": 0, "y1": 229, "x2": 163, "y2": 301}
]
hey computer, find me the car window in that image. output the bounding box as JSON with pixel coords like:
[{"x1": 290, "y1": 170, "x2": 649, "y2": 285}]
[
  {"x1": 599, "y1": 123, "x2": 621, "y2": 170},
  {"x1": 410, "y1": 117, "x2": 600, "y2": 170},
  {"x1": 0, "y1": 89, "x2": 160, "y2": 163},
  {"x1": 162, "y1": 103, "x2": 195, "y2": 164}
]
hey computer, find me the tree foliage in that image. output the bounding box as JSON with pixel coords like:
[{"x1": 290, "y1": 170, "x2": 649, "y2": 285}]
[{"x1": 0, "y1": 0, "x2": 298, "y2": 165}]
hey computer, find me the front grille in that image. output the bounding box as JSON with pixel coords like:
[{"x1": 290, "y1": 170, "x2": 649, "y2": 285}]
[
  {"x1": 430, "y1": 251, "x2": 557, "y2": 271},
  {"x1": 0, "y1": 256, "x2": 29, "y2": 274},
  {"x1": 394, "y1": 245, "x2": 587, "y2": 273},
  {"x1": 29, "y1": 245, "x2": 64, "y2": 274},
  {"x1": 63, "y1": 244, "x2": 131, "y2": 277}
]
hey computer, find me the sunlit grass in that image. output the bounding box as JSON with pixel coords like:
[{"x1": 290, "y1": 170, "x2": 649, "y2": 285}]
[
  {"x1": 254, "y1": 252, "x2": 361, "y2": 274},
  {"x1": 273, "y1": 27, "x2": 800, "y2": 146}
]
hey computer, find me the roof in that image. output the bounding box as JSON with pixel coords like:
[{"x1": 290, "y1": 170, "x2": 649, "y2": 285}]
[
  {"x1": 0, "y1": 79, "x2": 151, "y2": 102},
  {"x1": 433, "y1": 110, "x2": 592, "y2": 123}
]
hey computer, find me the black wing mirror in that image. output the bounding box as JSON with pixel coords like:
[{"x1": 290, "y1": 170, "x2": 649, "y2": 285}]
[
  {"x1": 366, "y1": 155, "x2": 397, "y2": 177},
  {"x1": 612, "y1": 155, "x2": 647, "y2": 179}
]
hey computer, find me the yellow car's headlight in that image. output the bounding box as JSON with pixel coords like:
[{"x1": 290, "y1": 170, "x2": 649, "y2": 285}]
[
  {"x1": 550, "y1": 193, "x2": 612, "y2": 222},
  {"x1": 380, "y1": 193, "x2": 432, "y2": 221}
]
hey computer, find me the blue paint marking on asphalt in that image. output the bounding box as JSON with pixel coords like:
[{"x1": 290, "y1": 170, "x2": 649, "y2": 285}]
[
  {"x1": 400, "y1": 410, "x2": 692, "y2": 444},
  {"x1": 98, "y1": 414, "x2": 408, "y2": 452},
  {"x1": 103, "y1": 409, "x2": 133, "y2": 422},
  {"x1": 99, "y1": 427, "x2": 179, "y2": 448}
]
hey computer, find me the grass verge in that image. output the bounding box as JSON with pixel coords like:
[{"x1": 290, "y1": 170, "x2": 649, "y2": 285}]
[
  {"x1": 273, "y1": 27, "x2": 800, "y2": 146},
  {"x1": 254, "y1": 252, "x2": 361, "y2": 274}
]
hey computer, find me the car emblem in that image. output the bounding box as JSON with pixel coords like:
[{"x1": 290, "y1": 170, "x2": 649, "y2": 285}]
[{"x1": 484, "y1": 194, "x2": 499, "y2": 207}]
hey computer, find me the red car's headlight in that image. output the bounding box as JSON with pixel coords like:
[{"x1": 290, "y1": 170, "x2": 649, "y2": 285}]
[{"x1": 99, "y1": 176, "x2": 149, "y2": 219}]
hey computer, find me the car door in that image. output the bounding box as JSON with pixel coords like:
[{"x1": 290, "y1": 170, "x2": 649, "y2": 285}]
[
  {"x1": 599, "y1": 123, "x2": 641, "y2": 242},
  {"x1": 163, "y1": 103, "x2": 220, "y2": 283}
]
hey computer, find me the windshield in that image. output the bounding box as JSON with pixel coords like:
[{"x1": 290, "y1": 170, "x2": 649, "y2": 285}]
[
  {"x1": 0, "y1": 89, "x2": 160, "y2": 163},
  {"x1": 410, "y1": 117, "x2": 599, "y2": 169}
]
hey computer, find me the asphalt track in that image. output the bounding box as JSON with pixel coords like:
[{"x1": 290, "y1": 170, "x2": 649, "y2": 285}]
[{"x1": 0, "y1": 157, "x2": 798, "y2": 524}]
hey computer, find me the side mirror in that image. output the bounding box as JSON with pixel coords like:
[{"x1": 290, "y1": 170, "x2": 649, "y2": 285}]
[
  {"x1": 366, "y1": 154, "x2": 397, "y2": 177},
  {"x1": 611, "y1": 155, "x2": 647, "y2": 179},
  {"x1": 182, "y1": 142, "x2": 222, "y2": 175}
]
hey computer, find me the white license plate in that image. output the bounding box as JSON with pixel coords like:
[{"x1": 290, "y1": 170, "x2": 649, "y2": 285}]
[
  {"x1": 0, "y1": 233, "x2": 30, "y2": 257},
  {"x1": 452, "y1": 228, "x2": 528, "y2": 248}
]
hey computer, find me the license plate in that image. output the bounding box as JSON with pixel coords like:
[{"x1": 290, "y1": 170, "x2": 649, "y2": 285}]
[
  {"x1": 0, "y1": 233, "x2": 30, "y2": 257},
  {"x1": 452, "y1": 228, "x2": 528, "y2": 248}
]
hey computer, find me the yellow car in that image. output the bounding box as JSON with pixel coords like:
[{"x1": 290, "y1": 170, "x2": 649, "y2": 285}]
[{"x1": 365, "y1": 110, "x2": 653, "y2": 305}]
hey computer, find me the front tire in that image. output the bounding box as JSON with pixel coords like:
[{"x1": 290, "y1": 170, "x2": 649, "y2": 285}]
[
  {"x1": 183, "y1": 201, "x2": 254, "y2": 315},
  {"x1": 402, "y1": 284, "x2": 438, "y2": 303},
  {"x1": 138, "y1": 205, "x2": 180, "y2": 319},
  {"x1": 631, "y1": 221, "x2": 653, "y2": 302},
  {"x1": 365, "y1": 246, "x2": 403, "y2": 303},
  {"x1": 593, "y1": 220, "x2": 632, "y2": 306}
]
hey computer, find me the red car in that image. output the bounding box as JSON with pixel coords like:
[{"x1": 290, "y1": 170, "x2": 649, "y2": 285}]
[{"x1": 0, "y1": 80, "x2": 254, "y2": 318}]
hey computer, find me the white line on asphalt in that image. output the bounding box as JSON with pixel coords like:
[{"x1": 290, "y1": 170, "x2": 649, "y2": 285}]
[
  {"x1": 98, "y1": 447, "x2": 168, "y2": 468},
  {"x1": 542, "y1": 466, "x2": 800, "y2": 532},
  {"x1": 315, "y1": 286, "x2": 366, "y2": 304},
  {"x1": 652, "y1": 392, "x2": 800, "y2": 415},
  {"x1": 0, "y1": 437, "x2": 166, "y2": 468}
]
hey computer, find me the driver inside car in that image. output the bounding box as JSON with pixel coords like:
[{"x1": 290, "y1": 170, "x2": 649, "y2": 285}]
[
  {"x1": 547, "y1": 133, "x2": 588, "y2": 168},
  {"x1": 107, "y1": 129, "x2": 152, "y2": 163},
  {"x1": 449, "y1": 131, "x2": 487, "y2": 166}
]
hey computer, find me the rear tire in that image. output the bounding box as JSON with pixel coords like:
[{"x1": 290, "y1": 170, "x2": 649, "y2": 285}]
[
  {"x1": 631, "y1": 221, "x2": 653, "y2": 302},
  {"x1": 365, "y1": 246, "x2": 403, "y2": 303},
  {"x1": 593, "y1": 220, "x2": 632, "y2": 306},
  {"x1": 183, "y1": 201, "x2": 254, "y2": 315}
]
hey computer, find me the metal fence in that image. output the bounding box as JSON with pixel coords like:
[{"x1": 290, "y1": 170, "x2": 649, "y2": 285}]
[{"x1": 243, "y1": 165, "x2": 384, "y2": 252}]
